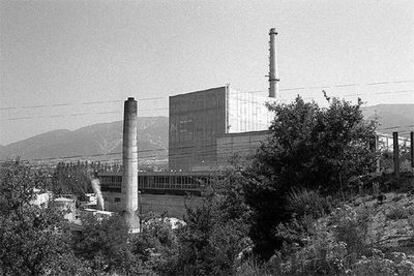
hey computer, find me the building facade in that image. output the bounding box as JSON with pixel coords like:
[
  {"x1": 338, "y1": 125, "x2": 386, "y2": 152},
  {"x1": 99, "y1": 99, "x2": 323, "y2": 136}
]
[{"x1": 169, "y1": 85, "x2": 272, "y2": 171}]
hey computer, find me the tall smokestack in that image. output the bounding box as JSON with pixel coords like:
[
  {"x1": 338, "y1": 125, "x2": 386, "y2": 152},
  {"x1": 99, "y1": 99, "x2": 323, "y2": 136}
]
[
  {"x1": 122, "y1": 97, "x2": 140, "y2": 231},
  {"x1": 268, "y1": 28, "x2": 279, "y2": 98}
]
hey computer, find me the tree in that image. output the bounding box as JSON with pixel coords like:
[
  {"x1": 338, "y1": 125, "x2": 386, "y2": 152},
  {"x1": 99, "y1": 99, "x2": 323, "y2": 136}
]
[
  {"x1": 174, "y1": 164, "x2": 252, "y2": 275},
  {"x1": 72, "y1": 213, "x2": 152, "y2": 275},
  {"x1": 51, "y1": 162, "x2": 95, "y2": 201},
  {"x1": 0, "y1": 161, "x2": 84, "y2": 275},
  {"x1": 131, "y1": 213, "x2": 180, "y2": 274},
  {"x1": 245, "y1": 95, "x2": 377, "y2": 259}
]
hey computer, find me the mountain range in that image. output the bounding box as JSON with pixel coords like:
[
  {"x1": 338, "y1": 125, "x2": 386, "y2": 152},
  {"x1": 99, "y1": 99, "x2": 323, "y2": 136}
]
[
  {"x1": 0, "y1": 104, "x2": 413, "y2": 163},
  {"x1": 0, "y1": 117, "x2": 168, "y2": 163},
  {"x1": 361, "y1": 104, "x2": 414, "y2": 136}
]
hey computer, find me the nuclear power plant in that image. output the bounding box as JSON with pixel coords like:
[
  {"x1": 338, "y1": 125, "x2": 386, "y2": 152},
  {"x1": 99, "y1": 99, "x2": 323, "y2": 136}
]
[{"x1": 100, "y1": 28, "x2": 279, "y2": 218}]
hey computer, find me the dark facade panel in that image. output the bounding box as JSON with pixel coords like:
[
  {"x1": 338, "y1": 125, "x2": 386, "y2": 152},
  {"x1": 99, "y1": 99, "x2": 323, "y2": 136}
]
[{"x1": 169, "y1": 87, "x2": 227, "y2": 171}]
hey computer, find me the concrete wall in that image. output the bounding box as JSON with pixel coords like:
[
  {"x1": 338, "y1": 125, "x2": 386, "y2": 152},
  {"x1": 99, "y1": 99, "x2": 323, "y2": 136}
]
[
  {"x1": 102, "y1": 191, "x2": 202, "y2": 218},
  {"x1": 168, "y1": 85, "x2": 273, "y2": 172},
  {"x1": 169, "y1": 86, "x2": 227, "y2": 171},
  {"x1": 226, "y1": 89, "x2": 272, "y2": 133},
  {"x1": 217, "y1": 130, "x2": 269, "y2": 168}
]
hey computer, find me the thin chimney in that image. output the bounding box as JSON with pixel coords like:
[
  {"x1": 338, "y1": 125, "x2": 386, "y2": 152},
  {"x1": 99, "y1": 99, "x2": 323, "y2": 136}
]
[
  {"x1": 122, "y1": 97, "x2": 140, "y2": 231},
  {"x1": 268, "y1": 28, "x2": 279, "y2": 98}
]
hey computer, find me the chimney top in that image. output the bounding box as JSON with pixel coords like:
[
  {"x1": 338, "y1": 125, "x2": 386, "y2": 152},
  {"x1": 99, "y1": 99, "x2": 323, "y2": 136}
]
[
  {"x1": 127, "y1": 97, "x2": 135, "y2": 101},
  {"x1": 269, "y1": 28, "x2": 278, "y2": 35}
]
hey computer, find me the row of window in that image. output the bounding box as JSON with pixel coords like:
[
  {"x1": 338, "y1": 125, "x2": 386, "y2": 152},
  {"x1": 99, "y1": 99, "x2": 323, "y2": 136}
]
[
  {"x1": 103, "y1": 197, "x2": 121, "y2": 203},
  {"x1": 100, "y1": 175, "x2": 210, "y2": 191}
]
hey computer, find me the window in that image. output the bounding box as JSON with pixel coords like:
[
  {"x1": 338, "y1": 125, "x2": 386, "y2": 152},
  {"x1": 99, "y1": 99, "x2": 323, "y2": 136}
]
[{"x1": 115, "y1": 197, "x2": 121, "y2": 203}]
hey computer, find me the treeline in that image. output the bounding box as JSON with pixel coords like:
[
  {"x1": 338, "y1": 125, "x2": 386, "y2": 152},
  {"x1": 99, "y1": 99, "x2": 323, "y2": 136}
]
[{"x1": 50, "y1": 161, "x2": 120, "y2": 200}]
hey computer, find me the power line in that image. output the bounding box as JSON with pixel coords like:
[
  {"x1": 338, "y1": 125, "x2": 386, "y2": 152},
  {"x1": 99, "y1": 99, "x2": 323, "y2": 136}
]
[
  {"x1": 377, "y1": 124, "x2": 414, "y2": 131},
  {"x1": 0, "y1": 138, "x2": 267, "y2": 164},
  {"x1": 2, "y1": 79, "x2": 413, "y2": 111},
  {"x1": 2, "y1": 87, "x2": 413, "y2": 122},
  {"x1": 2, "y1": 123, "x2": 414, "y2": 165},
  {"x1": 0, "y1": 96, "x2": 165, "y2": 111}
]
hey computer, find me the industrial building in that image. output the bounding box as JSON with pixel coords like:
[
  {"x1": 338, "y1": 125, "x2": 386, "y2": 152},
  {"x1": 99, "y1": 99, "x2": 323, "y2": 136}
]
[
  {"x1": 100, "y1": 171, "x2": 209, "y2": 216},
  {"x1": 169, "y1": 85, "x2": 273, "y2": 171},
  {"x1": 168, "y1": 28, "x2": 279, "y2": 171},
  {"x1": 99, "y1": 28, "x2": 279, "y2": 217}
]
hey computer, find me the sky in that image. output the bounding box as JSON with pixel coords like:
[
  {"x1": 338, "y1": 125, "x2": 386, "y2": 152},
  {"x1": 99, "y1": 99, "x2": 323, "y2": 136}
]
[{"x1": 1, "y1": 0, "x2": 413, "y2": 145}]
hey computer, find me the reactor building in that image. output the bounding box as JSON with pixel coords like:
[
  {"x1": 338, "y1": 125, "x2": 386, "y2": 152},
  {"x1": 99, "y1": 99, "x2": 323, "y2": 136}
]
[
  {"x1": 168, "y1": 85, "x2": 273, "y2": 171},
  {"x1": 168, "y1": 29, "x2": 279, "y2": 171}
]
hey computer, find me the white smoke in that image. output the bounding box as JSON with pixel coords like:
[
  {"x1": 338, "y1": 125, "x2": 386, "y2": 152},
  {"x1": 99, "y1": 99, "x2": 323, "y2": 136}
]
[{"x1": 91, "y1": 178, "x2": 104, "y2": 211}]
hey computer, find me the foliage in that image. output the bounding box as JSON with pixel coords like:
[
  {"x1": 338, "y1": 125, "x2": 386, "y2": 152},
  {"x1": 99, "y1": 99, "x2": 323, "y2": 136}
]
[
  {"x1": 132, "y1": 213, "x2": 180, "y2": 274},
  {"x1": 287, "y1": 188, "x2": 333, "y2": 219},
  {"x1": 331, "y1": 205, "x2": 371, "y2": 259},
  {"x1": 236, "y1": 258, "x2": 272, "y2": 276},
  {"x1": 380, "y1": 148, "x2": 412, "y2": 174},
  {"x1": 257, "y1": 206, "x2": 372, "y2": 275},
  {"x1": 72, "y1": 212, "x2": 152, "y2": 275},
  {"x1": 51, "y1": 161, "x2": 116, "y2": 201},
  {"x1": 0, "y1": 161, "x2": 86, "y2": 275},
  {"x1": 350, "y1": 251, "x2": 414, "y2": 276},
  {"x1": 386, "y1": 206, "x2": 409, "y2": 220},
  {"x1": 245, "y1": 95, "x2": 377, "y2": 259},
  {"x1": 173, "y1": 165, "x2": 252, "y2": 275}
]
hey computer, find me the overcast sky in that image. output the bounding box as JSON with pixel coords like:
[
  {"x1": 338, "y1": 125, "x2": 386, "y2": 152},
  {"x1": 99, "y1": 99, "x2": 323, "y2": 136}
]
[{"x1": 1, "y1": 0, "x2": 413, "y2": 145}]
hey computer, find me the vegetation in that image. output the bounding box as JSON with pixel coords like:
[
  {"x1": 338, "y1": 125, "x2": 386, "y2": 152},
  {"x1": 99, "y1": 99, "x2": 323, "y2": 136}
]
[
  {"x1": 2, "y1": 95, "x2": 414, "y2": 275},
  {"x1": 0, "y1": 161, "x2": 84, "y2": 275},
  {"x1": 245, "y1": 95, "x2": 377, "y2": 259}
]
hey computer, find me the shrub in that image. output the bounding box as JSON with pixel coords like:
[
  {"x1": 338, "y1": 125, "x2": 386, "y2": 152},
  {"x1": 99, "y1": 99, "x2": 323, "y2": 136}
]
[
  {"x1": 351, "y1": 251, "x2": 414, "y2": 275},
  {"x1": 247, "y1": 96, "x2": 377, "y2": 259},
  {"x1": 332, "y1": 205, "x2": 371, "y2": 259},
  {"x1": 270, "y1": 224, "x2": 349, "y2": 275},
  {"x1": 386, "y1": 207, "x2": 408, "y2": 220},
  {"x1": 236, "y1": 258, "x2": 272, "y2": 276},
  {"x1": 287, "y1": 188, "x2": 333, "y2": 219},
  {"x1": 392, "y1": 194, "x2": 404, "y2": 202}
]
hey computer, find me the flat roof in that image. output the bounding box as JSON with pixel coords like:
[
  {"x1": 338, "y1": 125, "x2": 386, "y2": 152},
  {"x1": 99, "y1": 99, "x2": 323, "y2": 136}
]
[
  {"x1": 169, "y1": 86, "x2": 227, "y2": 98},
  {"x1": 219, "y1": 130, "x2": 270, "y2": 138}
]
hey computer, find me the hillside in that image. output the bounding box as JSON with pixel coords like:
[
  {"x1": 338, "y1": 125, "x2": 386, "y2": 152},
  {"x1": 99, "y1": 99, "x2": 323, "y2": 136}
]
[
  {"x1": 1, "y1": 104, "x2": 412, "y2": 163},
  {"x1": 362, "y1": 104, "x2": 414, "y2": 136},
  {"x1": 0, "y1": 117, "x2": 168, "y2": 162}
]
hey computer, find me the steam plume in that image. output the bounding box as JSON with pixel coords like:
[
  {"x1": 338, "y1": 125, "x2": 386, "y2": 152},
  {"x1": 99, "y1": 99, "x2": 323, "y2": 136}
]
[{"x1": 91, "y1": 176, "x2": 104, "y2": 211}]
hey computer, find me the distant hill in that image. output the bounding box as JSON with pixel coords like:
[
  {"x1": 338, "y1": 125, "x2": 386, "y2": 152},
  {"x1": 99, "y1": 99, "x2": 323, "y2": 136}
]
[
  {"x1": 1, "y1": 104, "x2": 412, "y2": 164},
  {"x1": 0, "y1": 117, "x2": 168, "y2": 163},
  {"x1": 361, "y1": 104, "x2": 414, "y2": 136}
]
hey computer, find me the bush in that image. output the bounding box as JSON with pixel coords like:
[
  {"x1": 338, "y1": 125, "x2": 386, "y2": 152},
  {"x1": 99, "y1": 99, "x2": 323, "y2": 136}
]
[
  {"x1": 236, "y1": 258, "x2": 272, "y2": 276},
  {"x1": 132, "y1": 214, "x2": 180, "y2": 275},
  {"x1": 392, "y1": 194, "x2": 405, "y2": 202},
  {"x1": 332, "y1": 205, "x2": 371, "y2": 259},
  {"x1": 351, "y1": 251, "x2": 414, "y2": 276},
  {"x1": 386, "y1": 207, "x2": 408, "y2": 220},
  {"x1": 270, "y1": 225, "x2": 349, "y2": 275},
  {"x1": 247, "y1": 96, "x2": 377, "y2": 259},
  {"x1": 287, "y1": 188, "x2": 333, "y2": 219}
]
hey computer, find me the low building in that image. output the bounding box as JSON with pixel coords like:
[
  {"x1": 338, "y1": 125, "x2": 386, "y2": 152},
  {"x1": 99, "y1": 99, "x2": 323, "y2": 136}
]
[
  {"x1": 99, "y1": 171, "x2": 210, "y2": 216},
  {"x1": 30, "y1": 188, "x2": 52, "y2": 208}
]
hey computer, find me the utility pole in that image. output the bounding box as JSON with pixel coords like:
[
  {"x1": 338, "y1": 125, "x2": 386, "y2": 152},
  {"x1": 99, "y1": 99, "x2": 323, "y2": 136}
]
[
  {"x1": 411, "y1": 131, "x2": 414, "y2": 169},
  {"x1": 393, "y1": 132, "x2": 400, "y2": 178},
  {"x1": 375, "y1": 134, "x2": 380, "y2": 173}
]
